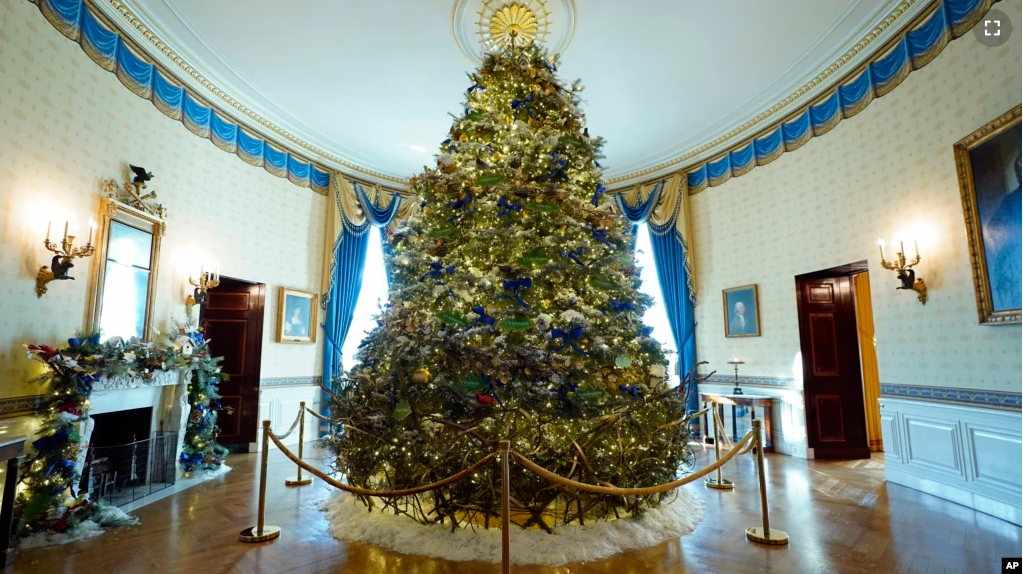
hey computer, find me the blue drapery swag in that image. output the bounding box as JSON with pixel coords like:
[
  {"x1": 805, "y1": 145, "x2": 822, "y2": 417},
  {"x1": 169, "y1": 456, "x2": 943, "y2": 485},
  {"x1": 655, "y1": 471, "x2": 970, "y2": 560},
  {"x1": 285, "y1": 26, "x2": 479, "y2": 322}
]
[
  {"x1": 321, "y1": 174, "x2": 415, "y2": 386},
  {"x1": 610, "y1": 173, "x2": 699, "y2": 412},
  {"x1": 685, "y1": 0, "x2": 996, "y2": 193}
]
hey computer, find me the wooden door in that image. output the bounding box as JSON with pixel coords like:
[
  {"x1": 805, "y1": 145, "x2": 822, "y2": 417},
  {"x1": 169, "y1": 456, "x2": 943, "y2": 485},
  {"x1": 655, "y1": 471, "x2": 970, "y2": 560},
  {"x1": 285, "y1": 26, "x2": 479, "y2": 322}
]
[
  {"x1": 796, "y1": 274, "x2": 869, "y2": 459},
  {"x1": 200, "y1": 277, "x2": 265, "y2": 452}
]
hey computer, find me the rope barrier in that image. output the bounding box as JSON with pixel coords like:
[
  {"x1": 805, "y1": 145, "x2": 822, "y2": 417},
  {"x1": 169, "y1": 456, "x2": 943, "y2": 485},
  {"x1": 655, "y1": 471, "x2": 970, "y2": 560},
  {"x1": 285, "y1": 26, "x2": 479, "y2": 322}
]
[
  {"x1": 305, "y1": 407, "x2": 341, "y2": 425},
  {"x1": 512, "y1": 429, "x2": 754, "y2": 497},
  {"x1": 274, "y1": 407, "x2": 304, "y2": 441},
  {"x1": 269, "y1": 430, "x2": 499, "y2": 497}
]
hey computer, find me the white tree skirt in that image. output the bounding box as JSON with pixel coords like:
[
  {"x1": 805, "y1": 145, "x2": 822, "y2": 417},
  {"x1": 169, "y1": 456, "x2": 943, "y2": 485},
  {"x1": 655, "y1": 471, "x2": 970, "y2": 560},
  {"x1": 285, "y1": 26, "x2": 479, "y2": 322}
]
[{"x1": 321, "y1": 487, "x2": 705, "y2": 565}]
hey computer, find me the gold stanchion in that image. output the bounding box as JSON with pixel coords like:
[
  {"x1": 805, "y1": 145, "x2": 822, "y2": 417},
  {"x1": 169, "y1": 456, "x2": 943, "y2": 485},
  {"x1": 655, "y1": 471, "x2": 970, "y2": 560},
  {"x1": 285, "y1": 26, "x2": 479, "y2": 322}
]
[
  {"x1": 285, "y1": 401, "x2": 312, "y2": 486},
  {"x1": 500, "y1": 440, "x2": 511, "y2": 574},
  {"x1": 705, "y1": 405, "x2": 734, "y2": 490},
  {"x1": 240, "y1": 420, "x2": 282, "y2": 543},
  {"x1": 745, "y1": 418, "x2": 788, "y2": 545}
]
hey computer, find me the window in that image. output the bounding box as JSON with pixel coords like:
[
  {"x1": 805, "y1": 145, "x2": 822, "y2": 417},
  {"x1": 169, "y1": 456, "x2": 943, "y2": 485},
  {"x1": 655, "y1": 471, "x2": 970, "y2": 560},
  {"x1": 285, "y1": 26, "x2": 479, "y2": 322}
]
[
  {"x1": 634, "y1": 224, "x2": 678, "y2": 384},
  {"x1": 341, "y1": 230, "x2": 389, "y2": 371}
]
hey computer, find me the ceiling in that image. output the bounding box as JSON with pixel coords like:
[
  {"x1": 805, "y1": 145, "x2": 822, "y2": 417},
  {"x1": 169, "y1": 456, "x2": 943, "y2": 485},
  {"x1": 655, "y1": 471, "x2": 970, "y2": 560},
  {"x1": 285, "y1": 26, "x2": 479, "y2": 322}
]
[{"x1": 125, "y1": 0, "x2": 907, "y2": 184}]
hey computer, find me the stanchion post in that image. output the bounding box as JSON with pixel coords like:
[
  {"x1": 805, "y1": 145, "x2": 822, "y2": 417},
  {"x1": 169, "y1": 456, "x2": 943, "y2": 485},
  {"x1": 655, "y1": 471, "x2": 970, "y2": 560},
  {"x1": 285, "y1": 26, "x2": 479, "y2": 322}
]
[
  {"x1": 500, "y1": 440, "x2": 511, "y2": 574},
  {"x1": 240, "y1": 420, "x2": 282, "y2": 543},
  {"x1": 285, "y1": 402, "x2": 312, "y2": 486},
  {"x1": 745, "y1": 418, "x2": 788, "y2": 545},
  {"x1": 705, "y1": 404, "x2": 734, "y2": 490}
]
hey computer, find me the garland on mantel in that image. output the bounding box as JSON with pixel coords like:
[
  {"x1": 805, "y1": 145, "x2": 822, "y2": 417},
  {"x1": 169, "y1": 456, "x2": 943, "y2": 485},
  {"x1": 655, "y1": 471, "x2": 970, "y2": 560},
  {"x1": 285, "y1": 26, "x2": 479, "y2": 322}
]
[{"x1": 17, "y1": 323, "x2": 228, "y2": 537}]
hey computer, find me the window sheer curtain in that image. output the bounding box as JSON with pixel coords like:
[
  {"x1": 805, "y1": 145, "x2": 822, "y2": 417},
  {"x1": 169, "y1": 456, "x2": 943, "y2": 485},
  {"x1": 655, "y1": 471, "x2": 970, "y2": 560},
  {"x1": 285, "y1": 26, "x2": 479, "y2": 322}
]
[{"x1": 611, "y1": 173, "x2": 699, "y2": 412}]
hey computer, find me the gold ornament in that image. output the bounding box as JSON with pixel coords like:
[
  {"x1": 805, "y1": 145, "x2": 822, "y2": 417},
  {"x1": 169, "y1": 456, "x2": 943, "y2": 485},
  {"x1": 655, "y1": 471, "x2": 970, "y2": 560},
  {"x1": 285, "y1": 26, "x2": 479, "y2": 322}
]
[
  {"x1": 486, "y1": 303, "x2": 501, "y2": 316},
  {"x1": 412, "y1": 368, "x2": 432, "y2": 384}
]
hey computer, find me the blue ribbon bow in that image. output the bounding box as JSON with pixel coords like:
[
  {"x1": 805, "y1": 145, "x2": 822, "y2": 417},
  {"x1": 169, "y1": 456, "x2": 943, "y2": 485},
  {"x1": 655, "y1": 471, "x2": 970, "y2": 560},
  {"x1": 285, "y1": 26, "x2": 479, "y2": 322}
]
[
  {"x1": 481, "y1": 374, "x2": 507, "y2": 410},
  {"x1": 544, "y1": 151, "x2": 568, "y2": 180},
  {"x1": 560, "y1": 247, "x2": 587, "y2": 266},
  {"x1": 549, "y1": 381, "x2": 579, "y2": 395},
  {"x1": 449, "y1": 192, "x2": 474, "y2": 221},
  {"x1": 419, "y1": 261, "x2": 455, "y2": 282},
  {"x1": 467, "y1": 83, "x2": 486, "y2": 96},
  {"x1": 592, "y1": 229, "x2": 613, "y2": 249},
  {"x1": 465, "y1": 305, "x2": 496, "y2": 331},
  {"x1": 550, "y1": 326, "x2": 588, "y2": 356},
  {"x1": 618, "y1": 384, "x2": 643, "y2": 398},
  {"x1": 78, "y1": 373, "x2": 98, "y2": 391},
  {"x1": 609, "y1": 300, "x2": 636, "y2": 313},
  {"x1": 499, "y1": 278, "x2": 532, "y2": 308},
  {"x1": 544, "y1": 60, "x2": 558, "y2": 73},
  {"x1": 180, "y1": 452, "x2": 205, "y2": 464},
  {"x1": 496, "y1": 197, "x2": 522, "y2": 217},
  {"x1": 511, "y1": 93, "x2": 536, "y2": 120},
  {"x1": 591, "y1": 183, "x2": 606, "y2": 207},
  {"x1": 641, "y1": 326, "x2": 655, "y2": 337}
]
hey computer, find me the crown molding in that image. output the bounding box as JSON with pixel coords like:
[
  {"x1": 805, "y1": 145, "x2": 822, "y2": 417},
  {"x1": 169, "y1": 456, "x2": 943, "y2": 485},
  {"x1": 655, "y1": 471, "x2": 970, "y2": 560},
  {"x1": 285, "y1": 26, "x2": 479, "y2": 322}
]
[
  {"x1": 98, "y1": 0, "x2": 410, "y2": 187},
  {"x1": 605, "y1": 0, "x2": 927, "y2": 187}
]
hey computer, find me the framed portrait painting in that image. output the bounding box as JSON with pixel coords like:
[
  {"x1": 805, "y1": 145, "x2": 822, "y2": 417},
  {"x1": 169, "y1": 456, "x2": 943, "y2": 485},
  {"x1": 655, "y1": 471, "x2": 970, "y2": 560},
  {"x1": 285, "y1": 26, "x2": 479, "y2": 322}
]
[
  {"x1": 954, "y1": 105, "x2": 1022, "y2": 325},
  {"x1": 277, "y1": 287, "x2": 318, "y2": 343},
  {"x1": 722, "y1": 284, "x2": 761, "y2": 337}
]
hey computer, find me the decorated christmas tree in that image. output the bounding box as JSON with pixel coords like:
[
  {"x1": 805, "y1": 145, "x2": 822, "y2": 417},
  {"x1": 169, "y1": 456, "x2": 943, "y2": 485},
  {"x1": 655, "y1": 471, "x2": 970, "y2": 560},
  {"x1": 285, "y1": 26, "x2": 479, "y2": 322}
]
[{"x1": 326, "y1": 45, "x2": 692, "y2": 530}]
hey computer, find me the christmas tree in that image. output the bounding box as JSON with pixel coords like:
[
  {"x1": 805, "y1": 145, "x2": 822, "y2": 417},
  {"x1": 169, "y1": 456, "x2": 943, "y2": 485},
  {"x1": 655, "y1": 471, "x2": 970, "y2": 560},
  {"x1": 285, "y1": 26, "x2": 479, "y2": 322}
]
[{"x1": 326, "y1": 45, "x2": 692, "y2": 530}]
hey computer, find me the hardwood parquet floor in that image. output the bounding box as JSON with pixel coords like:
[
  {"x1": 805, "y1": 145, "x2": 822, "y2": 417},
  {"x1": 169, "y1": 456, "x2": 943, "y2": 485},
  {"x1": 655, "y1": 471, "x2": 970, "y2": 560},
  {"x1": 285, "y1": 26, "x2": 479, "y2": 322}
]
[{"x1": 10, "y1": 445, "x2": 1021, "y2": 574}]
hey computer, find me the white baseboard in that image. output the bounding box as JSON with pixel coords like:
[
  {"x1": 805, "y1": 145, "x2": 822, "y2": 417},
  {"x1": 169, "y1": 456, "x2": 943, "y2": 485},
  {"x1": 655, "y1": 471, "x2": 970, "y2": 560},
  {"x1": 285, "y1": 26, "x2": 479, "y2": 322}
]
[{"x1": 879, "y1": 397, "x2": 1021, "y2": 526}]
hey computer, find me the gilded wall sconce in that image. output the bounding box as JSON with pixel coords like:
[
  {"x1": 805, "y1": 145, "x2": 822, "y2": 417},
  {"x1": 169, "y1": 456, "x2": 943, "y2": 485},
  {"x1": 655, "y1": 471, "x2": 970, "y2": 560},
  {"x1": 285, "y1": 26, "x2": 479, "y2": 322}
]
[
  {"x1": 185, "y1": 267, "x2": 220, "y2": 316},
  {"x1": 878, "y1": 239, "x2": 927, "y2": 304},
  {"x1": 36, "y1": 221, "x2": 96, "y2": 297}
]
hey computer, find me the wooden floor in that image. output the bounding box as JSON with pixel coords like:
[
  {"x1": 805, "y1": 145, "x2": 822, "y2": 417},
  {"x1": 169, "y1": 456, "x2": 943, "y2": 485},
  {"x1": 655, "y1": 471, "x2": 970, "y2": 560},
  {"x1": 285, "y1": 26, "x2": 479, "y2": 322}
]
[{"x1": 10, "y1": 444, "x2": 1021, "y2": 574}]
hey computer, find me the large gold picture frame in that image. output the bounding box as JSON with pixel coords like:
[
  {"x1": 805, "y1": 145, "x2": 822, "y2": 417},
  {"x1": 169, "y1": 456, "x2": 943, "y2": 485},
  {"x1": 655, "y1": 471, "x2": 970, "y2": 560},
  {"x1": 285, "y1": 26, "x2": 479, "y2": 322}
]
[
  {"x1": 953, "y1": 105, "x2": 1022, "y2": 325},
  {"x1": 276, "y1": 287, "x2": 318, "y2": 344}
]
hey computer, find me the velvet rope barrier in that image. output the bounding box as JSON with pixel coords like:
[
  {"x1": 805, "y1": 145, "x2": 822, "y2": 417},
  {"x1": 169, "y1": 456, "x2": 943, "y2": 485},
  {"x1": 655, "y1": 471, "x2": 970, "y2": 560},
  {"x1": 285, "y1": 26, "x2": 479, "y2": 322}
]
[
  {"x1": 512, "y1": 428, "x2": 755, "y2": 497},
  {"x1": 273, "y1": 407, "x2": 304, "y2": 441},
  {"x1": 268, "y1": 430, "x2": 498, "y2": 497}
]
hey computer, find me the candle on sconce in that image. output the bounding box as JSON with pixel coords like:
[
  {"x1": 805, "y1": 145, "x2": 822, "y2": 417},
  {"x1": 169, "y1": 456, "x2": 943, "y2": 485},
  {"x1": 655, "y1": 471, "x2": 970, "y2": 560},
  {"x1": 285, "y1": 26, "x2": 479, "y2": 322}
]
[
  {"x1": 87, "y1": 219, "x2": 96, "y2": 247},
  {"x1": 46, "y1": 221, "x2": 51, "y2": 242},
  {"x1": 63, "y1": 221, "x2": 69, "y2": 240},
  {"x1": 877, "y1": 238, "x2": 886, "y2": 260}
]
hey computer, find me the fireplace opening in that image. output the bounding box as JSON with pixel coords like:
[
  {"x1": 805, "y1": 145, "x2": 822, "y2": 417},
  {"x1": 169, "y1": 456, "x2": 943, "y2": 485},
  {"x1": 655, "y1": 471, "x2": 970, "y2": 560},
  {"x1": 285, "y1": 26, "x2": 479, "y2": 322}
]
[{"x1": 80, "y1": 407, "x2": 177, "y2": 507}]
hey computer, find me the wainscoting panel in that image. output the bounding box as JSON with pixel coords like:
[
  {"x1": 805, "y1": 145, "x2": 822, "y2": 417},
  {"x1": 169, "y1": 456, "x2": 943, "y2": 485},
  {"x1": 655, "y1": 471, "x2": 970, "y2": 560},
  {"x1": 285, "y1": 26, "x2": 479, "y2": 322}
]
[
  {"x1": 879, "y1": 397, "x2": 1021, "y2": 526},
  {"x1": 257, "y1": 385, "x2": 321, "y2": 451}
]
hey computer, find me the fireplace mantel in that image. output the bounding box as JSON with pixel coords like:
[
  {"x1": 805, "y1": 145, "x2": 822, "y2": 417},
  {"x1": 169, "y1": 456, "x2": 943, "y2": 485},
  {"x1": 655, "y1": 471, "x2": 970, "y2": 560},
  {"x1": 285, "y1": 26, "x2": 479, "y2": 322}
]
[{"x1": 94, "y1": 369, "x2": 180, "y2": 392}]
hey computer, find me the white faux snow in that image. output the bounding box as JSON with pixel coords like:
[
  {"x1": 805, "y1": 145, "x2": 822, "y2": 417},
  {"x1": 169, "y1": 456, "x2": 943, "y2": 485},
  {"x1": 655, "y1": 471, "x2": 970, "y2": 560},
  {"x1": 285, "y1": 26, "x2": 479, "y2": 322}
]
[
  {"x1": 322, "y1": 487, "x2": 705, "y2": 565},
  {"x1": 19, "y1": 505, "x2": 139, "y2": 549}
]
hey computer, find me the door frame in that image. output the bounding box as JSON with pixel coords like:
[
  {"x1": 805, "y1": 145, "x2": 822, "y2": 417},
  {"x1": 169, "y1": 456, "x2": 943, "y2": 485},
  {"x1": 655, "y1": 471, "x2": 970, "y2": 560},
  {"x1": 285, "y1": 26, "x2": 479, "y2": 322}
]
[
  {"x1": 795, "y1": 261, "x2": 871, "y2": 459},
  {"x1": 199, "y1": 275, "x2": 265, "y2": 453}
]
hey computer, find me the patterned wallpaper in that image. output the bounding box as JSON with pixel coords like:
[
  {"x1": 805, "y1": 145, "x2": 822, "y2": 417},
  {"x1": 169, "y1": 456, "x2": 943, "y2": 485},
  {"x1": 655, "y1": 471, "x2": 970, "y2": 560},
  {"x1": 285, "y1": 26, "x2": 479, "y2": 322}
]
[
  {"x1": 692, "y1": 0, "x2": 1022, "y2": 394},
  {"x1": 0, "y1": 0, "x2": 326, "y2": 398}
]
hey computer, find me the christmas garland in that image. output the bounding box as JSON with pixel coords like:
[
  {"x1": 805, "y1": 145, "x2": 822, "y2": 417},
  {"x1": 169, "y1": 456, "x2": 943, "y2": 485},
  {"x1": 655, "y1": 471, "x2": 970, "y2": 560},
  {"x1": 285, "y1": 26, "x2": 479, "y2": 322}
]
[{"x1": 17, "y1": 325, "x2": 228, "y2": 537}]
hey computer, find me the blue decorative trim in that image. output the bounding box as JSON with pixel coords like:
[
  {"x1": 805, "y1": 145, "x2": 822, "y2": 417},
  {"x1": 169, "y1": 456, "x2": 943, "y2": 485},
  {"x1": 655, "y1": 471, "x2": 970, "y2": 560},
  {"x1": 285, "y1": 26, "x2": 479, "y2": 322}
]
[
  {"x1": 261, "y1": 376, "x2": 322, "y2": 388},
  {"x1": 28, "y1": 0, "x2": 331, "y2": 195},
  {"x1": 686, "y1": 0, "x2": 996, "y2": 194},
  {"x1": 881, "y1": 384, "x2": 1022, "y2": 410},
  {"x1": 0, "y1": 395, "x2": 44, "y2": 419},
  {"x1": 698, "y1": 374, "x2": 800, "y2": 389}
]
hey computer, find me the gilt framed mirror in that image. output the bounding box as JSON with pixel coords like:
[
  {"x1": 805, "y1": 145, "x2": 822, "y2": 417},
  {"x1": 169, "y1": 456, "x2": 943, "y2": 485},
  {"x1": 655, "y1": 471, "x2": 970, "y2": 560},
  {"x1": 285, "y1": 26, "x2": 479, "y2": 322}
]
[{"x1": 89, "y1": 197, "x2": 165, "y2": 341}]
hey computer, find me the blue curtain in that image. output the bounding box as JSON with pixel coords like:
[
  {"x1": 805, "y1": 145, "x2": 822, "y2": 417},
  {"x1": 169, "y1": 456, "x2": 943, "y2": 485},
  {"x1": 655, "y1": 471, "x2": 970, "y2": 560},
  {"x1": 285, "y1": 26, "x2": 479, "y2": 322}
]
[
  {"x1": 614, "y1": 179, "x2": 699, "y2": 412},
  {"x1": 322, "y1": 179, "x2": 403, "y2": 384}
]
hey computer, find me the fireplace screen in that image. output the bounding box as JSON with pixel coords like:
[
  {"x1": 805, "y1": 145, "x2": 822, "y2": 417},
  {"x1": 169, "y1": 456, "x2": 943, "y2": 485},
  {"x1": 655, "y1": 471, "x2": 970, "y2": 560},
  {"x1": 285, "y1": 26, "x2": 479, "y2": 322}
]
[{"x1": 81, "y1": 431, "x2": 178, "y2": 507}]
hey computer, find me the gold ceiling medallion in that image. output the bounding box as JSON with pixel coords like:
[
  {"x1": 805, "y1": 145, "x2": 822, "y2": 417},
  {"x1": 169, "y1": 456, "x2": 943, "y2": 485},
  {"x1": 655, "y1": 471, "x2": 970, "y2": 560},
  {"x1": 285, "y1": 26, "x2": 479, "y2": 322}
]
[
  {"x1": 483, "y1": 2, "x2": 546, "y2": 50},
  {"x1": 454, "y1": 0, "x2": 575, "y2": 65}
]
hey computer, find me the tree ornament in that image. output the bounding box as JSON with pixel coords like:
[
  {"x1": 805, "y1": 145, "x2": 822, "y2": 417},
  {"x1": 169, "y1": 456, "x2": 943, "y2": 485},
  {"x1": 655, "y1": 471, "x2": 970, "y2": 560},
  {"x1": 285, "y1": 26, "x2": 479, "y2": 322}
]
[{"x1": 412, "y1": 368, "x2": 432, "y2": 385}]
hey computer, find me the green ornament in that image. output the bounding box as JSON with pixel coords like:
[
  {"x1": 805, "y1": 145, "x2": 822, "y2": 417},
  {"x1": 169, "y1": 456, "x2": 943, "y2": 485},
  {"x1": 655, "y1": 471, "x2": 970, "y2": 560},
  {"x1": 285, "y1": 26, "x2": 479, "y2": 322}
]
[
  {"x1": 499, "y1": 316, "x2": 534, "y2": 331},
  {"x1": 575, "y1": 386, "x2": 606, "y2": 401},
  {"x1": 437, "y1": 311, "x2": 470, "y2": 328},
  {"x1": 615, "y1": 354, "x2": 633, "y2": 368},
  {"x1": 477, "y1": 173, "x2": 505, "y2": 187},
  {"x1": 517, "y1": 249, "x2": 549, "y2": 267},
  {"x1": 589, "y1": 276, "x2": 617, "y2": 290},
  {"x1": 457, "y1": 374, "x2": 486, "y2": 393},
  {"x1": 527, "y1": 201, "x2": 558, "y2": 213},
  {"x1": 393, "y1": 400, "x2": 412, "y2": 421},
  {"x1": 559, "y1": 135, "x2": 588, "y2": 149},
  {"x1": 430, "y1": 225, "x2": 455, "y2": 238}
]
